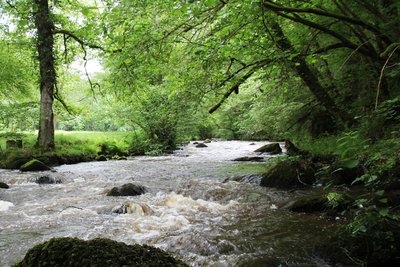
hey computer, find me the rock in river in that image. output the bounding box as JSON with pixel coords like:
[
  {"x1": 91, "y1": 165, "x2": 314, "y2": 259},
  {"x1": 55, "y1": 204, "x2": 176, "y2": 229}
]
[
  {"x1": 195, "y1": 143, "x2": 208, "y2": 148},
  {"x1": 107, "y1": 183, "x2": 146, "y2": 197},
  {"x1": 260, "y1": 157, "x2": 315, "y2": 189},
  {"x1": 19, "y1": 159, "x2": 51, "y2": 172},
  {"x1": 254, "y1": 143, "x2": 282, "y2": 155},
  {"x1": 232, "y1": 156, "x2": 264, "y2": 162},
  {"x1": 35, "y1": 176, "x2": 61, "y2": 184},
  {"x1": 14, "y1": 237, "x2": 188, "y2": 267},
  {"x1": 0, "y1": 182, "x2": 9, "y2": 189}
]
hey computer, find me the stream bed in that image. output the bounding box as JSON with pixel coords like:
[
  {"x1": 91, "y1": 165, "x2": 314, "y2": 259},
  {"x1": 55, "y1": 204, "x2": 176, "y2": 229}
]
[{"x1": 0, "y1": 141, "x2": 336, "y2": 266}]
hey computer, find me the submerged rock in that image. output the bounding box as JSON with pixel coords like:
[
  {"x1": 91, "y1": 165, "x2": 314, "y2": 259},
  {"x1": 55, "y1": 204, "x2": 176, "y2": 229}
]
[
  {"x1": 281, "y1": 195, "x2": 328, "y2": 212},
  {"x1": 232, "y1": 156, "x2": 264, "y2": 162},
  {"x1": 107, "y1": 183, "x2": 146, "y2": 197},
  {"x1": 35, "y1": 176, "x2": 61, "y2": 184},
  {"x1": 112, "y1": 201, "x2": 153, "y2": 215},
  {"x1": 223, "y1": 174, "x2": 262, "y2": 185},
  {"x1": 260, "y1": 157, "x2": 315, "y2": 189},
  {"x1": 254, "y1": 143, "x2": 282, "y2": 155},
  {"x1": 20, "y1": 159, "x2": 51, "y2": 172},
  {"x1": 0, "y1": 182, "x2": 9, "y2": 189},
  {"x1": 14, "y1": 237, "x2": 187, "y2": 267},
  {"x1": 195, "y1": 143, "x2": 208, "y2": 148}
]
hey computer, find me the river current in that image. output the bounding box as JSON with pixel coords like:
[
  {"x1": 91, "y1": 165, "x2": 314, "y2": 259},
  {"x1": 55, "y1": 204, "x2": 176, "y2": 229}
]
[{"x1": 0, "y1": 141, "x2": 335, "y2": 266}]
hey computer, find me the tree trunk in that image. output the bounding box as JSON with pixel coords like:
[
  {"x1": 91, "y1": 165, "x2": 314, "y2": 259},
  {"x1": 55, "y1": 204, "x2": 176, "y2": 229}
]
[
  {"x1": 270, "y1": 22, "x2": 351, "y2": 126},
  {"x1": 34, "y1": 0, "x2": 56, "y2": 150}
]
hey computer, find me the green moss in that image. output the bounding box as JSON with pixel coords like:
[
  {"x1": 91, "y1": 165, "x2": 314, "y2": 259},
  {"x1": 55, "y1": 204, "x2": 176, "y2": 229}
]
[
  {"x1": 19, "y1": 159, "x2": 51, "y2": 172},
  {"x1": 260, "y1": 157, "x2": 315, "y2": 189},
  {"x1": 14, "y1": 237, "x2": 188, "y2": 267}
]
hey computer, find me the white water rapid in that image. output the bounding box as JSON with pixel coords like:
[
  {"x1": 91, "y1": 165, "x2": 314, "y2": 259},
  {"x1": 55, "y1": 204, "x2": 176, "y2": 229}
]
[{"x1": 0, "y1": 141, "x2": 335, "y2": 266}]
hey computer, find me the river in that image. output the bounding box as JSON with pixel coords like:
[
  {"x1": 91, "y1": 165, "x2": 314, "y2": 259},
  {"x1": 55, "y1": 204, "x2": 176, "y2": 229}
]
[{"x1": 0, "y1": 141, "x2": 336, "y2": 266}]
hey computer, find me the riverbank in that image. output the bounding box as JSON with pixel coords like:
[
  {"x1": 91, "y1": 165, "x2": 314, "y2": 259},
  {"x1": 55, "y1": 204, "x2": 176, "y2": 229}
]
[{"x1": 0, "y1": 131, "x2": 136, "y2": 170}]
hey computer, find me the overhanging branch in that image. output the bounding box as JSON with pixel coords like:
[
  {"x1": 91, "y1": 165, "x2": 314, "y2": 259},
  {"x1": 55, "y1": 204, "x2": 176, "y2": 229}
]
[
  {"x1": 209, "y1": 60, "x2": 269, "y2": 114},
  {"x1": 261, "y1": 0, "x2": 392, "y2": 45}
]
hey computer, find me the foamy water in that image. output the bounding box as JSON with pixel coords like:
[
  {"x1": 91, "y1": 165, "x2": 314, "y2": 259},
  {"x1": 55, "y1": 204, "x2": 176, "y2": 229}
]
[{"x1": 0, "y1": 141, "x2": 334, "y2": 266}]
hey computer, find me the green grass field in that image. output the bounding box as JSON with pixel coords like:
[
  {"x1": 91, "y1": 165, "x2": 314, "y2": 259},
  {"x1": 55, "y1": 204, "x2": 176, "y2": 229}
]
[{"x1": 0, "y1": 130, "x2": 136, "y2": 154}]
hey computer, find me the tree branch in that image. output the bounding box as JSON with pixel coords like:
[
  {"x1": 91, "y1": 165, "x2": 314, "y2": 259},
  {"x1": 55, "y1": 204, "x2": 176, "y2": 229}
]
[
  {"x1": 261, "y1": 0, "x2": 392, "y2": 45},
  {"x1": 270, "y1": 10, "x2": 378, "y2": 59},
  {"x1": 209, "y1": 60, "x2": 269, "y2": 114}
]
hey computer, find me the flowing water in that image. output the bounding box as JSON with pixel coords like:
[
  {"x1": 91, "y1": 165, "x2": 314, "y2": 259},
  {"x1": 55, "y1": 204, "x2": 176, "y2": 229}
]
[{"x1": 0, "y1": 141, "x2": 336, "y2": 266}]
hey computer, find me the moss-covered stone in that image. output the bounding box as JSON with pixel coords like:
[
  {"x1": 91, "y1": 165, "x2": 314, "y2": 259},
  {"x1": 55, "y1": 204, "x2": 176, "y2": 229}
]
[
  {"x1": 260, "y1": 157, "x2": 315, "y2": 189},
  {"x1": 96, "y1": 155, "x2": 107, "y2": 161},
  {"x1": 19, "y1": 159, "x2": 51, "y2": 172},
  {"x1": 254, "y1": 143, "x2": 282, "y2": 154},
  {"x1": 281, "y1": 195, "x2": 328, "y2": 212},
  {"x1": 14, "y1": 237, "x2": 187, "y2": 267}
]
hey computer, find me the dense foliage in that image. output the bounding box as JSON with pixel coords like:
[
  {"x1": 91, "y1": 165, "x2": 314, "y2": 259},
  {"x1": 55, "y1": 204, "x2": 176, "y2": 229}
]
[{"x1": 1, "y1": 0, "x2": 400, "y2": 265}]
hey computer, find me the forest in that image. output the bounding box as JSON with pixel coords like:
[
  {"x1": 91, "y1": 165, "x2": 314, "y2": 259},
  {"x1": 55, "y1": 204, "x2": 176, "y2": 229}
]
[{"x1": 0, "y1": 0, "x2": 400, "y2": 266}]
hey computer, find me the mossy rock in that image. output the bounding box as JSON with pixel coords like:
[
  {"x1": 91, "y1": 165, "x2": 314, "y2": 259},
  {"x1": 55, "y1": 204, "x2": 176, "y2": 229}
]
[
  {"x1": 233, "y1": 156, "x2": 264, "y2": 162},
  {"x1": 254, "y1": 143, "x2": 282, "y2": 155},
  {"x1": 19, "y1": 159, "x2": 51, "y2": 172},
  {"x1": 281, "y1": 195, "x2": 328, "y2": 212},
  {"x1": 0, "y1": 182, "x2": 9, "y2": 189},
  {"x1": 112, "y1": 155, "x2": 128, "y2": 160},
  {"x1": 13, "y1": 237, "x2": 187, "y2": 267},
  {"x1": 96, "y1": 155, "x2": 107, "y2": 161},
  {"x1": 260, "y1": 157, "x2": 315, "y2": 189},
  {"x1": 4, "y1": 155, "x2": 32, "y2": 169}
]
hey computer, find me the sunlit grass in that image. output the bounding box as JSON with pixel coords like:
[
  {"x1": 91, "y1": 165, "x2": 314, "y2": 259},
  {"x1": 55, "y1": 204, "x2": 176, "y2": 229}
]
[{"x1": 0, "y1": 130, "x2": 136, "y2": 153}]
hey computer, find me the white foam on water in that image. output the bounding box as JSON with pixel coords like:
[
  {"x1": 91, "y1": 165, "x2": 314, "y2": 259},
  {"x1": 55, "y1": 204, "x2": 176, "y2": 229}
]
[{"x1": 0, "y1": 200, "x2": 14, "y2": 212}]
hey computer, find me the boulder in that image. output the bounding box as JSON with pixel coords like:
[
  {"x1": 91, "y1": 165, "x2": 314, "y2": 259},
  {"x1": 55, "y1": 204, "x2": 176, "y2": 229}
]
[
  {"x1": 204, "y1": 139, "x2": 212, "y2": 143},
  {"x1": 232, "y1": 156, "x2": 264, "y2": 162},
  {"x1": 20, "y1": 159, "x2": 51, "y2": 172},
  {"x1": 0, "y1": 182, "x2": 9, "y2": 189},
  {"x1": 107, "y1": 183, "x2": 146, "y2": 197},
  {"x1": 14, "y1": 237, "x2": 187, "y2": 267},
  {"x1": 281, "y1": 195, "x2": 328, "y2": 212},
  {"x1": 260, "y1": 157, "x2": 315, "y2": 189},
  {"x1": 254, "y1": 143, "x2": 282, "y2": 155},
  {"x1": 195, "y1": 143, "x2": 208, "y2": 148}
]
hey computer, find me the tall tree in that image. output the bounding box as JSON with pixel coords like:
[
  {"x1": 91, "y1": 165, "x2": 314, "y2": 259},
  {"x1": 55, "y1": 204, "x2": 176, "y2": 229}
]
[{"x1": 34, "y1": 0, "x2": 56, "y2": 150}]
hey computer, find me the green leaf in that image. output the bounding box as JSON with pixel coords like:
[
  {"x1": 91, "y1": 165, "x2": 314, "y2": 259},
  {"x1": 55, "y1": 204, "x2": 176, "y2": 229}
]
[
  {"x1": 378, "y1": 208, "x2": 389, "y2": 217},
  {"x1": 81, "y1": 7, "x2": 90, "y2": 17},
  {"x1": 342, "y1": 159, "x2": 359, "y2": 169},
  {"x1": 379, "y1": 198, "x2": 388, "y2": 204}
]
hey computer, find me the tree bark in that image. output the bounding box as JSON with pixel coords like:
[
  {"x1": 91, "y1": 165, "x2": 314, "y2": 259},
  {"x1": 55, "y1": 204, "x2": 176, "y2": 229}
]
[
  {"x1": 270, "y1": 22, "x2": 350, "y2": 126},
  {"x1": 34, "y1": 0, "x2": 56, "y2": 150}
]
